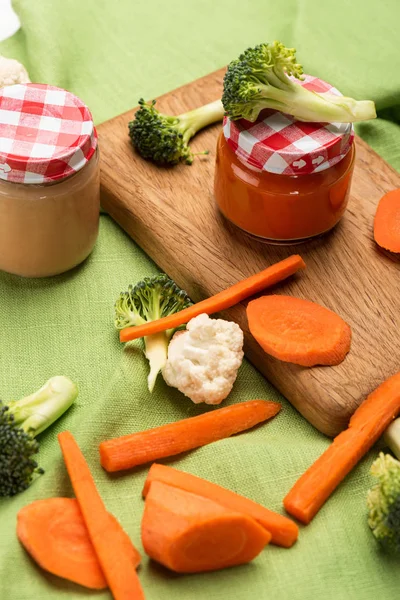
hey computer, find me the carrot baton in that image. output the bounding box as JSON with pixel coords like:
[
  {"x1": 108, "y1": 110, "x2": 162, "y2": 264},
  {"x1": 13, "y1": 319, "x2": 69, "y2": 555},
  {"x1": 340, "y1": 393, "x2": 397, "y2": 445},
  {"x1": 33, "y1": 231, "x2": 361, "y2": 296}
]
[
  {"x1": 142, "y1": 481, "x2": 271, "y2": 573},
  {"x1": 143, "y1": 463, "x2": 298, "y2": 548},
  {"x1": 284, "y1": 371, "x2": 400, "y2": 524},
  {"x1": 58, "y1": 432, "x2": 145, "y2": 600},
  {"x1": 99, "y1": 400, "x2": 281, "y2": 472},
  {"x1": 120, "y1": 255, "x2": 306, "y2": 342},
  {"x1": 247, "y1": 295, "x2": 351, "y2": 367}
]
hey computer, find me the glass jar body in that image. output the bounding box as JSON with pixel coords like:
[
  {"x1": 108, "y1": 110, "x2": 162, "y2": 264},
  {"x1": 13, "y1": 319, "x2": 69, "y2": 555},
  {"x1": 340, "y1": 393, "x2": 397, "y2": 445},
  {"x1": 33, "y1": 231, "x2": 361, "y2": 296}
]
[
  {"x1": 0, "y1": 148, "x2": 100, "y2": 277},
  {"x1": 214, "y1": 133, "x2": 355, "y2": 243}
]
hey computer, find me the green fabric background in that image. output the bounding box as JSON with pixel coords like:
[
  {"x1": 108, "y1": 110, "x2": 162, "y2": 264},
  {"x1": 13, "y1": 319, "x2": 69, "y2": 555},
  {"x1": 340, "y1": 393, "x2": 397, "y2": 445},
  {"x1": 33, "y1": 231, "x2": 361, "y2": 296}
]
[{"x1": 0, "y1": 1, "x2": 400, "y2": 598}]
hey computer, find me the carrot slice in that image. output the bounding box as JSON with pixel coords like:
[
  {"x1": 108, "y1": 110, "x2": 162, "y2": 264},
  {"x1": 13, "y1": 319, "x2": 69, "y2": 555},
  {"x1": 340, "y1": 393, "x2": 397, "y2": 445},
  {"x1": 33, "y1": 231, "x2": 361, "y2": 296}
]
[
  {"x1": 100, "y1": 400, "x2": 281, "y2": 472},
  {"x1": 141, "y1": 481, "x2": 270, "y2": 573},
  {"x1": 17, "y1": 498, "x2": 140, "y2": 589},
  {"x1": 247, "y1": 295, "x2": 351, "y2": 366},
  {"x1": 120, "y1": 255, "x2": 306, "y2": 342},
  {"x1": 143, "y1": 463, "x2": 298, "y2": 548},
  {"x1": 17, "y1": 498, "x2": 107, "y2": 589},
  {"x1": 283, "y1": 371, "x2": 400, "y2": 524},
  {"x1": 58, "y1": 432, "x2": 145, "y2": 600},
  {"x1": 374, "y1": 189, "x2": 400, "y2": 252}
]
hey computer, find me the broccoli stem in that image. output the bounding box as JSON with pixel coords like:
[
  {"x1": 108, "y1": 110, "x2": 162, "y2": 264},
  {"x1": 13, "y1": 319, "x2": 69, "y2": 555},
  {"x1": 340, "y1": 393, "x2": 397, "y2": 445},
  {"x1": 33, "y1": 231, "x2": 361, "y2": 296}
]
[
  {"x1": 179, "y1": 99, "x2": 225, "y2": 143},
  {"x1": 257, "y1": 84, "x2": 376, "y2": 123},
  {"x1": 145, "y1": 332, "x2": 170, "y2": 393},
  {"x1": 9, "y1": 376, "x2": 78, "y2": 436},
  {"x1": 384, "y1": 418, "x2": 400, "y2": 460}
]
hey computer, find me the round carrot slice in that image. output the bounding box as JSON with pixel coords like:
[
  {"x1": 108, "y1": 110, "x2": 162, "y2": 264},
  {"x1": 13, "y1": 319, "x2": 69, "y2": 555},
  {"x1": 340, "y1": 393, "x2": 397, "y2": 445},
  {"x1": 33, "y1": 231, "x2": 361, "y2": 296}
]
[
  {"x1": 17, "y1": 497, "x2": 140, "y2": 589},
  {"x1": 247, "y1": 295, "x2": 351, "y2": 367},
  {"x1": 17, "y1": 498, "x2": 107, "y2": 589},
  {"x1": 374, "y1": 189, "x2": 400, "y2": 253}
]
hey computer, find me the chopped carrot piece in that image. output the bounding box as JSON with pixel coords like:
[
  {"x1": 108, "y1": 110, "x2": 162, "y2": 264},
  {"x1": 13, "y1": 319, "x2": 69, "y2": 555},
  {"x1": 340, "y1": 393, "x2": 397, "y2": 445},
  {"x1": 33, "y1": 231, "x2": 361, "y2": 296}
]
[
  {"x1": 374, "y1": 189, "x2": 400, "y2": 253},
  {"x1": 141, "y1": 481, "x2": 271, "y2": 573},
  {"x1": 58, "y1": 432, "x2": 145, "y2": 600},
  {"x1": 247, "y1": 295, "x2": 351, "y2": 366},
  {"x1": 99, "y1": 400, "x2": 281, "y2": 472},
  {"x1": 120, "y1": 255, "x2": 306, "y2": 342},
  {"x1": 17, "y1": 498, "x2": 107, "y2": 589},
  {"x1": 143, "y1": 463, "x2": 298, "y2": 548},
  {"x1": 283, "y1": 371, "x2": 400, "y2": 524}
]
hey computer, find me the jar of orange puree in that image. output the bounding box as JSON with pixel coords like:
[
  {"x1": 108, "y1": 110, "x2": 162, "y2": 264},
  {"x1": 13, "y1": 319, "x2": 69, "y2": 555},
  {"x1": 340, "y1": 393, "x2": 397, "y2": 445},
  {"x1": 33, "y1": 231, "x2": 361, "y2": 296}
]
[
  {"x1": 0, "y1": 83, "x2": 100, "y2": 277},
  {"x1": 214, "y1": 75, "x2": 355, "y2": 243}
]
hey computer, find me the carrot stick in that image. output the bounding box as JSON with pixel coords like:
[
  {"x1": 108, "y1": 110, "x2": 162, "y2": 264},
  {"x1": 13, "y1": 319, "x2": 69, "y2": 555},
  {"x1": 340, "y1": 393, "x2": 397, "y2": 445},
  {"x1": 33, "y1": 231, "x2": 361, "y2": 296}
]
[
  {"x1": 374, "y1": 189, "x2": 400, "y2": 253},
  {"x1": 141, "y1": 480, "x2": 271, "y2": 573},
  {"x1": 247, "y1": 295, "x2": 351, "y2": 366},
  {"x1": 58, "y1": 432, "x2": 145, "y2": 600},
  {"x1": 17, "y1": 498, "x2": 108, "y2": 589},
  {"x1": 143, "y1": 463, "x2": 298, "y2": 548},
  {"x1": 99, "y1": 400, "x2": 281, "y2": 472},
  {"x1": 283, "y1": 371, "x2": 400, "y2": 524},
  {"x1": 120, "y1": 255, "x2": 306, "y2": 342}
]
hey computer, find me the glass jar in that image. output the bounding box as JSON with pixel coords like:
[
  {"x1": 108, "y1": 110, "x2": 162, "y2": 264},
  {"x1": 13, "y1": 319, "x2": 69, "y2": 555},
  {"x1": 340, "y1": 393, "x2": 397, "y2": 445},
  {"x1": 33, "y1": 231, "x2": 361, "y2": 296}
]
[
  {"x1": 214, "y1": 133, "x2": 355, "y2": 243},
  {"x1": 0, "y1": 83, "x2": 100, "y2": 277},
  {"x1": 214, "y1": 75, "x2": 356, "y2": 244}
]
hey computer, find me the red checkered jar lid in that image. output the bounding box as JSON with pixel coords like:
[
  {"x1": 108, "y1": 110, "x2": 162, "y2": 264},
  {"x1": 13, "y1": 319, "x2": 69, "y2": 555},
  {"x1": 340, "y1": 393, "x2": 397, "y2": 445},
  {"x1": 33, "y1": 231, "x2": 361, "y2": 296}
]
[
  {"x1": 0, "y1": 83, "x2": 97, "y2": 184},
  {"x1": 223, "y1": 75, "x2": 354, "y2": 176}
]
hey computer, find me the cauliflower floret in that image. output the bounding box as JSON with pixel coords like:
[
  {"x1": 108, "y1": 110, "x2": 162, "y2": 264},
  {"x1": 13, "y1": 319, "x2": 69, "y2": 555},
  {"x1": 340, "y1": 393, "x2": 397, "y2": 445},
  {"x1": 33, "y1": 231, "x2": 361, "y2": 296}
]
[
  {"x1": 0, "y1": 55, "x2": 30, "y2": 88},
  {"x1": 162, "y1": 313, "x2": 244, "y2": 405}
]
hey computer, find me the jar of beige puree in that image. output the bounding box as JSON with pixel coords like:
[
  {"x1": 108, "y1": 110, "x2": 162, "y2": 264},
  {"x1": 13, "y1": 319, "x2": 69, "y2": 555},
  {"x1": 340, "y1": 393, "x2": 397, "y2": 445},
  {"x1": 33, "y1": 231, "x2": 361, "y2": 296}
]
[{"x1": 0, "y1": 83, "x2": 100, "y2": 277}]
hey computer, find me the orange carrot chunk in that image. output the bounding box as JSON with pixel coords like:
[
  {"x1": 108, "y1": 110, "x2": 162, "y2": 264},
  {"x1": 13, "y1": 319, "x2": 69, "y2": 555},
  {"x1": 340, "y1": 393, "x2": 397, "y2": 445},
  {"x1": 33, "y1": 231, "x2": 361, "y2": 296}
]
[
  {"x1": 143, "y1": 463, "x2": 298, "y2": 548},
  {"x1": 17, "y1": 498, "x2": 108, "y2": 590},
  {"x1": 374, "y1": 189, "x2": 400, "y2": 253},
  {"x1": 247, "y1": 295, "x2": 351, "y2": 367},
  {"x1": 142, "y1": 481, "x2": 271, "y2": 573},
  {"x1": 100, "y1": 400, "x2": 281, "y2": 472},
  {"x1": 58, "y1": 432, "x2": 145, "y2": 600},
  {"x1": 120, "y1": 255, "x2": 306, "y2": 342},
  {"x1": 284, "y1": 371, "x2": 400, "y2": 524}
]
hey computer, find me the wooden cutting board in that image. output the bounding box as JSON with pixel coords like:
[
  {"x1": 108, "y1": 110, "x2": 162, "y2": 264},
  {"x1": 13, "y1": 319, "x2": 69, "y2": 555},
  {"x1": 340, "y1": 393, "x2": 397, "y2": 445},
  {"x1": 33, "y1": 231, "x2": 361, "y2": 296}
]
[{"x1": 98, "y1": 68, "x2": 400, "y2": 437}]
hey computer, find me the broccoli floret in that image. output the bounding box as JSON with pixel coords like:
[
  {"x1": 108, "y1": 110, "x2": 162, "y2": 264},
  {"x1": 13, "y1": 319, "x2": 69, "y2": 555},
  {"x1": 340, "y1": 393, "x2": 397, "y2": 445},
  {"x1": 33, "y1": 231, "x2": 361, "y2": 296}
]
[
  {"x1": 367, "y1": 452, "x2": 400, "y2": 553},
  {"x1": 114, "y1": 274, "x2": 193, "y2": 392},
  {"x1": 222, "y1": 41, "x2": 376, "y2": 123},
  {"x1": 128, "y1": 98, "x2": 224, "y2": 166},
  {"x1": 0, "y1": 376, "x2": 78, "y2": 496}
]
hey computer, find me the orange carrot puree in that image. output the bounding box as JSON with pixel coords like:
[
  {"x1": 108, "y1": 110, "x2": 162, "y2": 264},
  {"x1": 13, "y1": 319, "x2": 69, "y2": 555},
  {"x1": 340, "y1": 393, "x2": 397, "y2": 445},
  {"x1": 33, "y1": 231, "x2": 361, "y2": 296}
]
[{"x1": 214, "y1": 133, "x2": 355, "y2": 242}]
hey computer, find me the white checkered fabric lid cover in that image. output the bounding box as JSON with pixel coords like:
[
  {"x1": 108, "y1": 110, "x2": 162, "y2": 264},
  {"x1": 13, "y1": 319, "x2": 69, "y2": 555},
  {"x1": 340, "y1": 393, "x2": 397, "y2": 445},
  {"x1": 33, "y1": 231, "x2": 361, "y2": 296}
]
[
  {"x1": 0, "y1": 83, "x2": 97, "y2": 184},
  {"x1": 223, "y1": 75, "x2": 354, "y2": 175}
]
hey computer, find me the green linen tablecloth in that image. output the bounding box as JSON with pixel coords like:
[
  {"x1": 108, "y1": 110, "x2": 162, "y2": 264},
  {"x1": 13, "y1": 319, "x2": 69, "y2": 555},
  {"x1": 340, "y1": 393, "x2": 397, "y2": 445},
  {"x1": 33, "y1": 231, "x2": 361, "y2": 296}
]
[{"x1": 1, "y1": 1, "x2": 400, "y2": 598}]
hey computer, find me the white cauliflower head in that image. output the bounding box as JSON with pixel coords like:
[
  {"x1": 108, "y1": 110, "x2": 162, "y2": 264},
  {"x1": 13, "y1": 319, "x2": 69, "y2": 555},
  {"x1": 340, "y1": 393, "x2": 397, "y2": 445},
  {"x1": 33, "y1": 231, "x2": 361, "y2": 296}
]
[
  {"x1": 0, "y1": 55, "x2": 30, "y2": 88},
  {"x1": 162, "y1": 313, "x2": 244, "y2": 405}
]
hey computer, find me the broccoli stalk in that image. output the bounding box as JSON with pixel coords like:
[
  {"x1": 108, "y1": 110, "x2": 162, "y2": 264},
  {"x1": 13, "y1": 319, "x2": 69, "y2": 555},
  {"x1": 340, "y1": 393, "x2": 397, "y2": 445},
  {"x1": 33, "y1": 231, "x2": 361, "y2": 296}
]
[
  {"x1": 129, "y1": 98, "x2": 224, "y2": 166},
  {"x1": 367, "y1": 452, "x2": 400, "y2": 553},
  {"x1": 114, "y1": 274, "x2": 193, "y2": 392},
  {"x1": 0, "y1": 376, "x2": 78, "y2": 496},
  {"x1": 383, "y1": 418, "x2": 400, "y2": 460},
  {"x1": 222, "y1": 41, "x2": 376, "y2": 123}
]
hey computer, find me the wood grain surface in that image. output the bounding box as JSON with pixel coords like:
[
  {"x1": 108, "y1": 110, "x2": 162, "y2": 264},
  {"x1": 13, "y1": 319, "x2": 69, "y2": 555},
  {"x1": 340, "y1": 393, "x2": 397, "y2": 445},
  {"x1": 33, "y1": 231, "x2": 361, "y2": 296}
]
[{"x1": 98, "y1": 68, "x2": 400, "y2": 437}]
